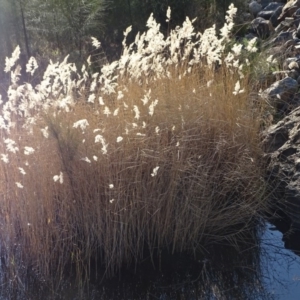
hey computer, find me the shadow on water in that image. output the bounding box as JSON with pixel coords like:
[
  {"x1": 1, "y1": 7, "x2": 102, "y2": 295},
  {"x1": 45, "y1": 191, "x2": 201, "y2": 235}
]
[
  {"x1": 0, "y1": 221, "x2": 299, "y2": 299},
  {"x1": 261, "y1": 215, "x2": 300, "y2": 300},
  {"x1": 268, "y1": 210, "x2": 300, "y2": 256}
]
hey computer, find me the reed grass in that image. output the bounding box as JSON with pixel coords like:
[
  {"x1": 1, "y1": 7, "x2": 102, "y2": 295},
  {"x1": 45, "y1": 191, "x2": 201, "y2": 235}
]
[{"x1": 0, "y1": 4, "x2": 270, "y2": 289}]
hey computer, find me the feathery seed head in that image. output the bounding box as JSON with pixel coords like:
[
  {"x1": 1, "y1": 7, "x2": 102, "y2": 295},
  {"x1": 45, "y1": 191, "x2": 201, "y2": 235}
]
[
  {"x1": 4, "y1": 46, "x2": 21, "y2": 73},
  {"x1": 26, "y1": 57, "x2": 38, "y2": 75},
  {"x1": 73, "y1": 119, "x2": 89, "y2": 131},
  {"x1": 1, "y1": 154, "x2": 9, "y2": 163},
  {"x1": 16, "y1": 182, "x2": 24, "y2": 189},
  {"x1": 151, "y1": 166, "x2": 160, "y2": 177},
  {"x1": 91, "y1": 37, "x2": 101, "y2": 49}
]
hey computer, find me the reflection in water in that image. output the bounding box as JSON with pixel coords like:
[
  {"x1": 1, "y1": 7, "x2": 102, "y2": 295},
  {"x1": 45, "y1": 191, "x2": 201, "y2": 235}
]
[
  {"x1": 261, "y1": 223, "x2": 300, "y2": 300},
  {"x1": 0, "y1": 222, "x2": 299, "y2": 299}
]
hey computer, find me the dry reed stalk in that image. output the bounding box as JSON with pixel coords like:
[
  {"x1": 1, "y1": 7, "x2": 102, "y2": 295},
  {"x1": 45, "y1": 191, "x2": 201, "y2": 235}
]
[
  {"x1": 0, "y1": 5, "x2": 270, "y2": 289},
  {"x1": 0, "y1": 62, "x2": 268, "y2": 283}
]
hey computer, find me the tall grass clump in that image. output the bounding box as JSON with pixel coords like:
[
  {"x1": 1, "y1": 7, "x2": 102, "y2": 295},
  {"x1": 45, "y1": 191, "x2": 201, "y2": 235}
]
[{"x1": 0, "y1": 4, "x2": 269, "y2": 287}]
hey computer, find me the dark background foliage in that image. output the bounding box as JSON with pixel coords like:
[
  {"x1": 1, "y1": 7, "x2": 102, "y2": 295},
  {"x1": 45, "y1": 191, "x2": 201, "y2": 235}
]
[{"x1": 0, "y1": 0, "x2": 246, "y2": 73}]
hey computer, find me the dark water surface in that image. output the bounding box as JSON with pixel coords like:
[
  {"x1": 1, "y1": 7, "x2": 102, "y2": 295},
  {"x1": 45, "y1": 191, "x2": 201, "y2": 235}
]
[{"x1": 0, "y1": 221, "x2": 299, "y2": 299}]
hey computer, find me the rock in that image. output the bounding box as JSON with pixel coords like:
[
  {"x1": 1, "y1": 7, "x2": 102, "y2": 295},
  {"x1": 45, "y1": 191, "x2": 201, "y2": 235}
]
[
  {"x1": 294, "y1": 7, "x2": 300, "y2": 17},
  {"x1": 265, "y1": 45, "x2": 285, "y2": 59},
  {"x1": 283, "y1": 39, "x2": 299, "y2": 49},
  {"x1": 290, "y1": 92, "x2": 300, "y2": 108},
  {"x1": 296, "y1": 22, "x2": 300, "y2": 38},
  {"x1": 272, "y1": 70, "x2": 299, "y2": 80},
  {"x1": 249, "y1": 1, "x2": 263, "y2": 17},
  {"x1": 241, "y1": 12, "x2": 253, "y2": 23},
  {"x1": 257, "y1": 2, "x2": 284, "y2": 20},
  {"x1": 283, "y1": 56, "x2": 300, "y2": 69},
  {"x1": 292, "y1": 38, "x2": 300, "y2": 44},
  {"x1": 292, "y1": 31, "x2": 299, "y2": 40},
  {"x1": 293, "y1": 17, "x2": 300, "y2": 28},
  {"x1": 251, "y1": 17, "x2": 274, "y2": 38},
  {"x1": 262, "y1": 106, "x2": 300, "y2": 230},
  {"x1": 248, "y1": 0, "x2": 300, "y2": 231},
  {"x1": 274, "y1": 21, "x2": 289, "y2": 33},
  {"x1": 289, "y1": 69, "x2": 300, "y2": 79},
  {"x1": 281, "y1": 17, "x2": 296, "y2": 27},
  {"x1": 284, "y1": 185, "x2": 300, "y2": 230},
  {"x1": 271, "y1": 31, "x2": 293, "y2": 46},
  {"x1": 261, "y1": 77, "x2": 299, "y2": 110},
  {"x1": 288, "y1": 61, "x2": 300, "y2": 70},
  {"x1": 270, "y1": 5, "x2": 284, "y2": 27},
  {"x1": 278, "y1": 0, "x2": 300, "y2": 21},
  {"x1": 263, "y1": 122, "x2": 290, "y2": 153},
  {"x1": 272, "y1": 71, "x2": 290, "y2": 81},
  {"x1": 260, "y1": 0, "x2": 279, "y2": 9}
]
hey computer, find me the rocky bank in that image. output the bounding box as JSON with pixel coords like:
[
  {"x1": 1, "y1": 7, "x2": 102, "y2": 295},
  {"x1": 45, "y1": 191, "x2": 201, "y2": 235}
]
[{"x1": 247, "y1": 0, "x2": 300, "y2": 229}]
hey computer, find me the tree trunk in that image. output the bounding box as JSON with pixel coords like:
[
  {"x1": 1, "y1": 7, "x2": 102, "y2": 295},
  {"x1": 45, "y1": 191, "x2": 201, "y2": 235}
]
[{"x1": 19, "y1": 0, "x2": 31, "y2": 59}]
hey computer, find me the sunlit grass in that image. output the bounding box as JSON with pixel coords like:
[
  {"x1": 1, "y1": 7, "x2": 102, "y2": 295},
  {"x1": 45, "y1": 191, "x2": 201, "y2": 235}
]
[{"x1": 0, "y1": 4, "x2": 270, "y2": 289}]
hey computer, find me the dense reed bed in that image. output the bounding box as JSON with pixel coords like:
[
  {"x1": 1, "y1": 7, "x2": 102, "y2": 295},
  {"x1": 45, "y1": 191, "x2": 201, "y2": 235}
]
[{"x1": 0, "y1": 4, "x2": 270, "y2": 288}]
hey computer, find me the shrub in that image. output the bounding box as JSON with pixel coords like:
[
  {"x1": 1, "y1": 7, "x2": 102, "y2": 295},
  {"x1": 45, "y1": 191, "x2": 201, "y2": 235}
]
[{"x1": 0, "y1": 4, "x2": 269, "y2": 289}]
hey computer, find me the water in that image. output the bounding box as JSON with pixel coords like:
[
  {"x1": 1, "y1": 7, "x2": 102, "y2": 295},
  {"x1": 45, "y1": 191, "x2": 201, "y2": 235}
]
[
  {"x1": 261, "y1": 223, "x2": 300, "y2": 300},
  {"x1": 0, "y1": 221, "x2": 299, "y2": 299}
]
